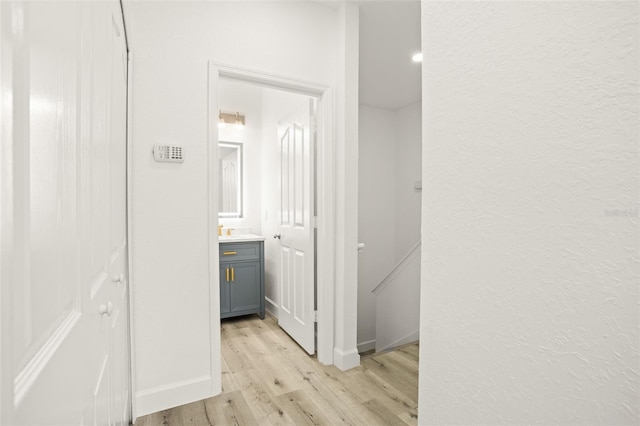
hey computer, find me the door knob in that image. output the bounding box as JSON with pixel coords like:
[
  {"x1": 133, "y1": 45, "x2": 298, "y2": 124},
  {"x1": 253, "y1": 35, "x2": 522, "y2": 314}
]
[
  {"x1": 273, "y1": 234, "x2": 281, "y2": 239},
  {"x1": 112, "y1": 273, "x2": 123, "y2": 284},
  {"x1": 98, "y1": 302, "x2": 113, "y2": 316}
]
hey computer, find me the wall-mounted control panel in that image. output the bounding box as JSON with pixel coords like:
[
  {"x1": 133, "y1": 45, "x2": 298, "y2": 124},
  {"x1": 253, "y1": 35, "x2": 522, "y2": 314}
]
[{"x1": 153, "y1": 145, "x2": 184, "y2": 163}]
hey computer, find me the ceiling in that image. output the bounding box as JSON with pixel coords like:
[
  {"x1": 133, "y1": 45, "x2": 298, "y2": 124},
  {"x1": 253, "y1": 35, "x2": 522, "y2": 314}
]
[{"x1": 358, "y1": 0, "x2": 421, "y2": 110}]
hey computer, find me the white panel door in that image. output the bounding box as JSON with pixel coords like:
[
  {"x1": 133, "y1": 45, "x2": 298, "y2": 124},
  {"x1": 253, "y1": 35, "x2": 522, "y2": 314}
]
[
  {"x1": 0, "y1": 1, "x2": 129, "y2": 425},
  {"x1": 107, "y1": 5, "x2": 130, "y2": 424},
  {"x1": 276, "y1": 105, "x2": 315, "y2": 355},
  {"x1": 83, "y1": 3, "x2": 130, "y2": 424}
]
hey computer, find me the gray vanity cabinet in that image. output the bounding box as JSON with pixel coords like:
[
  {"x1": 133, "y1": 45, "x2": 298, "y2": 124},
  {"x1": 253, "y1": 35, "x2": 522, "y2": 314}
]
[{"x1": 219, "y1": 241, "x2": 265, "y2": 319}]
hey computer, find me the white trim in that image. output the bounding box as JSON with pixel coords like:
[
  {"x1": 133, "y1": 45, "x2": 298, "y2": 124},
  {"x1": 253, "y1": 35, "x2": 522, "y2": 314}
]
[
  {"x1": 207, "y1": 63, "x2": 222, "y2": 401},
  {"x1": 333, "y1": 347, "x2": 360, "y2": 371},
  {"x1": 126, "y1": 49, "x2": 137, "y2": 423},
  {"x1": 372, "y1": 240, "x2": 421, "y2": 295},
  {"x1": 377, "y1": 331, "x2": 419, "y2": 353},
  {"x1": 0, "y1": 3, "x2": 7, "y2": 421},
  {"x1": 208, "y1": 63, "x2": 336, "y2": 368},
  {"x1": 316, "y1": 88, "x2": 335, "y2": 366},
  {"x1": 14, "y1": 310, "x2": 81, "y2": 407},
  {"x1": 213, "y1": 64, "x2": 326, "y2": 97},
  {"x1": 135, "y1": 375, "x2": 212, "y2": 418},
  {"x1": 330, "y1": 1, "x2": 360, "y2": 371},
  {"x1": 357, "y1": 340, "x2": 376, "y2": 354},
  {"x1": 265, "y1": 296, "x2": 279, "y2": 318}
]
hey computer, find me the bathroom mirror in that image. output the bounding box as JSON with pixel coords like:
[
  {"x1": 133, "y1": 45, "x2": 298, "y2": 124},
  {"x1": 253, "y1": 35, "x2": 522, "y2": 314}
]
[{"x1": 218, "y1": 142, "x2": 243, "y2": 218}]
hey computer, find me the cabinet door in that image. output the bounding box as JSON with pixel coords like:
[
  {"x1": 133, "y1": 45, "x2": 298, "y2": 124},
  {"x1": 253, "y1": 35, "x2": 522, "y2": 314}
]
[
  {"x1": 220, "y1": 264, "x2": 230, "y2": 315},
  {"x1": 230, "y1": 261, "x2": 261, "y2": 313}
]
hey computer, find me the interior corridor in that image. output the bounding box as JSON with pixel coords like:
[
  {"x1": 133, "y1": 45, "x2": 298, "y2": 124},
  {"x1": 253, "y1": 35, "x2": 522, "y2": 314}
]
[{"x1": 136, "y1": 315, "x2": 419, "y2": 425}]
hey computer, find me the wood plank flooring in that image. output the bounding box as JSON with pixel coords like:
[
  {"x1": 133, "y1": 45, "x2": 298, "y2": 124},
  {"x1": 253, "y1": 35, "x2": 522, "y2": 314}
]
[{"x1": 135, "y1": 315, "x2": 419, "y2": 425}]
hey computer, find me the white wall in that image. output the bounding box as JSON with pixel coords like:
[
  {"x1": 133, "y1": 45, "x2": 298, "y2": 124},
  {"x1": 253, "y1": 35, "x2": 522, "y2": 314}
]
[
  {"x1": 374, "y1": 246, "x2": 421, "y2": 352},
  {"x1": 126, "y1": 1, "x2": 345, "y2": 416},
  {"x1": 394, "y1": 101, "x2": 421, "y2": 261},
  {"x1": 357, "y1": 101, "x2": 421, "y2": 351},
  {"x1": 218, "y1": 79, "x2": 263, "y2": 235},
  {"x1": 419, "y1": 1, "x2": 639, "y2": 424},
  {"x1": 357, "y1": 105, "x2": 397, "y2": 351},
  {"x1": 333, "y1": 2, "x2": 361, "y2": 371}
]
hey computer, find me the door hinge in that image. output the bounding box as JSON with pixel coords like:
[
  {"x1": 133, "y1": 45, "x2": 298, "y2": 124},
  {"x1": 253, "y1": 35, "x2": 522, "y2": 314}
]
[
  {"x1": 313, "y1": 216, "x2": 318, "y2": 228},
  {"x1": 314, "y1": 311, "x2": 318, "y2": 323}
]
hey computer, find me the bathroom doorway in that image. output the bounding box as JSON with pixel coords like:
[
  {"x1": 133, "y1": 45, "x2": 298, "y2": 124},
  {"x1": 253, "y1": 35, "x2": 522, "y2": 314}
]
[{"x1": 208, "y1": 65, "x2": 336, "y2": 376}]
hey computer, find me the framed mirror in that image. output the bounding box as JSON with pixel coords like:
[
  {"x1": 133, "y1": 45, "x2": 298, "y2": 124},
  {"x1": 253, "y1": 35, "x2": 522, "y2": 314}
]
[{"x1": 218, "y1": 142, "x2": 243, "y2": 218}]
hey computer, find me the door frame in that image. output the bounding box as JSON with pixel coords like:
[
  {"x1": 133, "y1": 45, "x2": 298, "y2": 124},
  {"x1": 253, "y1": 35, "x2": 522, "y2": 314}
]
[{"x1": 207, "y1": 63, "x2": 336, "y2": 375}]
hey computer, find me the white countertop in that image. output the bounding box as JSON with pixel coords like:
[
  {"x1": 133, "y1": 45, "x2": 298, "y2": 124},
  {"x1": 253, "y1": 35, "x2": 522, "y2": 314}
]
[{"x1": 219, "y1": 234, "x2": 266, "y2": 243}]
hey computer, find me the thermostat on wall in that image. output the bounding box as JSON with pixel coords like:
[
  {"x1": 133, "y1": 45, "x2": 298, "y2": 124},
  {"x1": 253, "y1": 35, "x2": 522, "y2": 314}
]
[{"x1": 153, "y1": 144, "x2": 184, "y2": 163}]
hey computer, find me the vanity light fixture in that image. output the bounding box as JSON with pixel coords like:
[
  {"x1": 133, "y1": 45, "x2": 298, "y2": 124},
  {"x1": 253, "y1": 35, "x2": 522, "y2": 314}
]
[
  {"x1": 412, "y1": 52, "x2": 423, "y2": 63},
  {"x1": 234, "y1": 112, "x2": 244, "y2": 129},
  {"x1": 218, "y1": 111, "x2": 245, "y2": 128}
]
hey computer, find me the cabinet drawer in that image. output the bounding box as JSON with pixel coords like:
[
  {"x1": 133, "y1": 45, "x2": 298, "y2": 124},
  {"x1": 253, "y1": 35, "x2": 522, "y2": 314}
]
[{"x1": 219, "y1": 242, "x2": 261, "y2": 262}]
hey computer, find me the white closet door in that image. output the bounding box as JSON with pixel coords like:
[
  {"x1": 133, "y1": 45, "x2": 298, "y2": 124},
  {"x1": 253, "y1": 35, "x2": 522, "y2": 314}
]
[{"x1": 0, "y1": 1, "x2": 130, "y2": 424}]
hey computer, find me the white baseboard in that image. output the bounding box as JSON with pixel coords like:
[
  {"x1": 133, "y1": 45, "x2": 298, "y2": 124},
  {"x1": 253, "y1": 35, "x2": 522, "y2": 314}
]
[
  {"x1": 357, "y1": 340, "x2": 376, "y2": 353},
  {"x1": 377, "y1": 330, "x2": 419, "y2": 352},
  {"x1": 264, "y1": 296, "x2": 279, "y2": 318},
  {"x1": 333, "y1": 347, "x2": 360, "y2": 371},
  {"x1": 134, "y1": 375, "x2": 213, "y2": 419}
]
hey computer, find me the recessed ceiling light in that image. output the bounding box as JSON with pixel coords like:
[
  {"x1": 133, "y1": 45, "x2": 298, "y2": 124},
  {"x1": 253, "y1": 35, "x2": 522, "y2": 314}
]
[{"x1": 412, "y1": 52, "x2": 423, "y2": 63}]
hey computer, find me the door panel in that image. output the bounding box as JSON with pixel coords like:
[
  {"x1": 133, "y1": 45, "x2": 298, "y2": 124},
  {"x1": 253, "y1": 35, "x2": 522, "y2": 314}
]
[
  {"x1": 293, "y1": 250, "x2": 306, "y2": 322},
  {"x1": 281, "y1": 128, "x2": 291, "y2": 226},
  {"x1": 220, "y1": 265, "x2": 231, "y2": 315},
  {"x1": 1, "y1": 1, "x2": 130, "y2": 424},
  {"x1": 280, "y1": 248, "x2": 291, "y2": 313},
  {"x1": 293, "y1": 123, "x2": 305, "y2": 227},
  {"x1": 230, "y1": 261, "x2": 261, "y2": 313},
  {"x1": 276, "y1": 103, "x2": 315, "y2": 355}
]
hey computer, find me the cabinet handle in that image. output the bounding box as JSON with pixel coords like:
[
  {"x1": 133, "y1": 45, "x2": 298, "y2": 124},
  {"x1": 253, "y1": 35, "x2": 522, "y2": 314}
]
[
  {"x1": 226, "y1": 267, "x2": 229, "y2": 282},
  {"x1": 231, "y1": 267, "x2": 235, "y2": 282},
  {"x1": 223, "y1": 251, "x2": 237, "y2": 255}
]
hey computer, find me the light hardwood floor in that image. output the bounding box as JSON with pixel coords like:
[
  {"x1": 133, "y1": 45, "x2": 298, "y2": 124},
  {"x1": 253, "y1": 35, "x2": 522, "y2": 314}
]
[{"x1": 135, "y1": 315, "x2": 419, "y2": 425}]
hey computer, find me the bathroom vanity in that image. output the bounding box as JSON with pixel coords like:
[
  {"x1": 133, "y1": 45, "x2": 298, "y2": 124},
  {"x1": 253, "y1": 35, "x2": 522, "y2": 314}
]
[{"x1": 219, "y1": 235, "x2": 265, "y2": 319}]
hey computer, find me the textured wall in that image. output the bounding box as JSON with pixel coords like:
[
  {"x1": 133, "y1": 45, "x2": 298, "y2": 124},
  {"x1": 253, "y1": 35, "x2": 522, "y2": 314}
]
[{"x1": 419, "y1": 1, "x2": 639, "y2": 424}]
